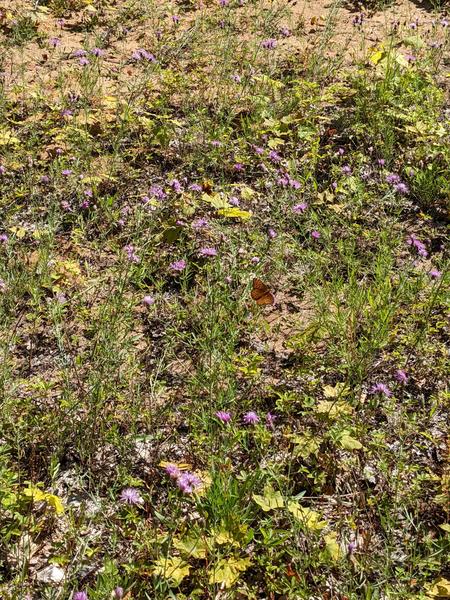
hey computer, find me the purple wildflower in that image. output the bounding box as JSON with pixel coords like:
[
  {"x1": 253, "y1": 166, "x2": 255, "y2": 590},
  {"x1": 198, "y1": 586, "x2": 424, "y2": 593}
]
[
  {"x1": 254, "y1": 146, "x2": 264, "y2": 155},
  {"x1": 342, "y1": 165, "x2": 352, "y2": 175},
  {"x1": 192, "y1": 218, "x2": 208, "y2": 229},
  {"x1": 114, "y1": 588, "x2": 124, "y2": 600},
  {"x1": 289, "y1": 178, "x2": 301, "y2": 189},
  {"x1": 177, "y1": 472, "x2": 202, "y2": 494},
  {"x1": 164, "y1": 464, "x2": 181, "y2": 479},
  {"x1": 266, "y1": 412, "x2": 276, "y2": 428},
  {"x1": 0, "y1": 165, "x2": 6, "y2": 175},
  {"x1": 395, "y1": 369, "x2": 408, "y2": 384},
  {"x1": 337, "y1": 147, "x2": 345, "y2": 155},
  {"x1": 251, "y1": 256, "x2": 260, "y2": 264},
  {"x1": 199, "y1": 247, "x2": 217, "y2": 258},
  {"x1": 243, "y1": 411, "x2": 260, "y2": 425},
  {"x1": 386, "y1": 173, "x2": 401, "y2": 185},
  {"x1": 311, "y1": 230, "x2": 321, "y2": 239},
  {"x1": 211, "y1": 140, "x2": 222, "y2": 147},
  {"x1": 261, "y1": 38, "x2": 277, "y2": 49},
  {"x1": 0, "y1": 234, "x2": 8, "y2": 243},
  {"x1": 149, "y1": 185, "x2": 166, "y2": 200},
  {"x1": 269, "y1": 150, "x2": 281, "y2": 163},
  {"x1": 215, "y1": 411, "x2": 231, "y2": 423},
  {"x1": 229, "y1": 196, "x2": 240, "y2": 206},
  {"x1": 188, "y1": 183, "x2": 202, "y2": 192},
  {"x1": 78, "y1": 57, "x2": 89, "y2": 66},
  {"x1": 172, "y1": 15, "x2": 180, "y2": 24},
  {"x1": 169, "y1": 179, "x2": 183, "y2": 193},
  {"x1": 61, "y1": 169, "x2": 73, "y2": 176},
  {"x1": 377, "y1": 158, "x2": 385, "y2": 166},
  {"x1": 91, "y1": 48, "x2": 104, "y2": 57},
  {"x1": 73, "y1": 593, "x2": 88, "y2": 600},
  {"x1": 120, "y1": 488, "x2": 144, "y2": 505},
  {"x1": 124, "y1": 245, "x2": 140, "y2": 263},
  {"x1": 280, "y1": 26, "x2": 291, "y2": 37},
  {"x1": 293, "y1": 202, "x2": 308, "y2": 213},
  {"x1": 231, "y1": 74, "x2": 242, "y2": 83},
  {"x1": 233, "y1": 163, "x2": 244, "y2": 171},
  {"x1": 143, "y1": 295, "x2": 155, "y2": 306},
  {"x1": 394, "y1": 182, "x2": 409, "y2": 195},
  {"x1": 268, "y1": 228, "x2": 277, "y2": 239},
  {"x1": 407, "y1": 235, "x2": 428, "y2": 258},
  {"x1": 72, "y1": 49, "x2": 87, "y2": 57},
  {"x1": 49, "y1": 37, "x2": 61, "y2": 48},
  {"x1": 370, "y1": 383, "x2": 392, "y2": 397},
  {"x1": 170, "y1": 259, "x2": 186, "y2": 272},
  {"x1": 429, "y1": 268, "x2": 441, "y2": 279}
]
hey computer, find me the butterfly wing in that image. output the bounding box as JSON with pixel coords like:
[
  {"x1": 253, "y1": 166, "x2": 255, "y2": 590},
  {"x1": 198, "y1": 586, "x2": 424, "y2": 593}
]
[{"x1": 251, "y1": 278, "x2": 274, "y2": 305}]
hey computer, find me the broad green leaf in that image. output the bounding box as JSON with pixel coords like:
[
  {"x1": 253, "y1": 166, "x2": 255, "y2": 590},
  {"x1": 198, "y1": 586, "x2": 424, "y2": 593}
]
[
  {"x1": 287, "y1": 501, "x2": 327, "y2": 530},
  {"x1": 253, "y1": 485, "x2": 284, "y2": 512},
  {"x1": 208, "y1": 557, "x2": 251, "y2": 588},
  {"x1": 152, "y1": 556, "x2": 190, "y2": 586},
  {"x1": 324, "y1": 532, "x2": 341, "y2": 561},
  {"x1": 339, "y1": 431, "x2": 363, "y2": 451},
  {"x1": 217, "y1": 207, "x2": 252, "y2": 220}
]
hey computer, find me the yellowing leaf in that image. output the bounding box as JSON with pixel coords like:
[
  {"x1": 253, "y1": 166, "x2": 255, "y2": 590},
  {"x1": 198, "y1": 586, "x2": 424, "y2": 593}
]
[
  {"x1": 45, "y1": 494, "x2": 64, "y2": 516},
  {"x1": 425, "y1": 577, "x2": 450, "y2": 598},
  {"x1": 202, "y1": 192, "x2": 229, "y2": 209},
  {"x1": 339, "y1": 431, "x2": 363, "y2": 451},
  {"x1": 152, "y1": 556, "x2": 190, "y2": 586},
  {"x1": 324, "y1": 532, "x2": 341, "y2": 561},
  {"x1": 267, "y1": 137, "x2": 285, "y2": 149},
  {"x1": 0, "y1": 129, "x2": 20, "y2": 146},
  {"x1": 289, "y1": 432, "x2": 321, "y2": 458},
  {"x1": 253, "y1": 485, "x2": 284, "y2": 512},
  {"x1": 370, "y1": 49, "x2": 385, "y2": 65},
  {"x1": 217, "y1": 207, "x2": 252, "y2": 220},
  {"x1": 173, "y1": 536, "x2": 209, "y2": 558},
  {"x1": 239, "y1": 185, "x2": 255, "y2": 200},
  {"x1": 287, "y1": 501, "x2": 327, "y2": 530},
  {"x1": 159, "y1": 461, "x2": 192, "y2": 471},
  {"x1": 9, "y1": 226, "x2": 27, "y2": 239},
  {"x1": 208, "y1": 557, "x2": 251, "y2": 588},
  {"x1": 212, "y1": 529, "x2": 239, "y2": 547},
  {"x1": 439, "y1": 523, "x2": 450, "y2": 533},
  {"x1": 316, "y1": 400, "x2": 352, "y2": 418},
  {"x1": 323, "y1": 383, "x2": 348, "y2": 398}
]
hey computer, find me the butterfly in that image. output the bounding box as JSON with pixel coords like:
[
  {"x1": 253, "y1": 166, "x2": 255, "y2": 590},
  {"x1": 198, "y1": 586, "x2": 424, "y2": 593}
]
[{"x1": 251, "y1": 278, "x2": 274, "y2": 306}]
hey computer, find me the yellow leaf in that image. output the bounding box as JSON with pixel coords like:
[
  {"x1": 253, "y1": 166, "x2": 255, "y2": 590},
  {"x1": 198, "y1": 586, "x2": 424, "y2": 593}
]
[
  {"x1": 370, "y1": 49, "x2": 385, "y2": 65},
  {"x1": 316, "y1": 400, "x2": 352, "y2": 418},
  {"x1": 339, "y1": 431, "x2": 363, "y2": 451},
  {"x1": 159, "y1": 461, "x2": 192, "y2": 471},
  {"x1": 202, "y1": 192, "x2": 229, "y2": 209},
  {"x1": 173, "y1": 536, "x2": 209, "y2": 558},
  {"x1": 208, "y1": 557, "x2": 251, "y2": 588},
  {"x1": 10, "y1": 226, "x2": 27, "y2": 239},
  {"x1": 287, "y1": 501, "x2": 327, "y2": 530},
  {"x1": 425, "y1": 577, "x2": 450, "y2": 598},
  {"x1": 217, "y1": 207, "x2": 252, "y2": 220},
  {"x1": 324, "y1": 532, "x2": 341, "y2": 561},
  {"x1": 253, "y1": 484, "x2": 284, "y2": 512},
  {"x1": 239, "y1": 185, "x2": 255, "y2": 200},
  {"x1": 45, "y1": 494, "x2": 64, "y2": 516},
  {"x1": 212, "y1": 529, "x2": 239, "y2": 547},
  {"x1": 439, "y1": 523, "x2": 450, "y2": 533},
  {"x1": 289, "y1": 432, "x2": 321, "y2": 458},
  {"x1": 0, "y1": 130, "x2": 20, "y2": 146},
  {"x1": 22, "y1": 486, "x2": 46, "y2": 502},
  {"x1": 152, "y1": 556, "x2": 190, "y2": 586},
  {"x1": 323, "y1": 383, "x2": 348, "y2": 398}
]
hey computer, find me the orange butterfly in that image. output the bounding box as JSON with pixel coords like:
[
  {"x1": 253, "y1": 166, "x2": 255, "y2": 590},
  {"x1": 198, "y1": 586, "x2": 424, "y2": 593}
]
[{"x1": 251, "y1": 278, "x2": 274, "y2": 306}]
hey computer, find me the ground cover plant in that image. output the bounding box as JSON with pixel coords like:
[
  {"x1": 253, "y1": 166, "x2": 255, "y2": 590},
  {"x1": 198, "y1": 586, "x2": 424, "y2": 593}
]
[{"x1": 0, "y1": 0, "x2": 449, "y2": 598}]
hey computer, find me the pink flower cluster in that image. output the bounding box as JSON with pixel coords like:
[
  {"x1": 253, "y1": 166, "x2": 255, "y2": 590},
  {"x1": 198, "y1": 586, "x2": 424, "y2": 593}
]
[{"x1": 164, "y1": 464, "x2": 202, "y2": 494}]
